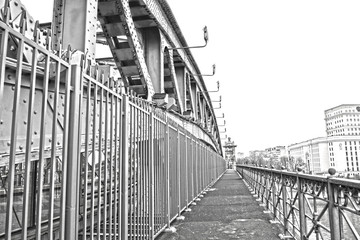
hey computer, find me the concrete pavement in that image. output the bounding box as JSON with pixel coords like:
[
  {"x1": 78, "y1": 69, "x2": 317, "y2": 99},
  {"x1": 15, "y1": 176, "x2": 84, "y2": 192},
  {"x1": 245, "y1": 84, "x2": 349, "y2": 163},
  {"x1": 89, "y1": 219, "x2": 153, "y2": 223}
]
[{"x1": 156, "y1": 169, "x2": 281, "y2": 240}]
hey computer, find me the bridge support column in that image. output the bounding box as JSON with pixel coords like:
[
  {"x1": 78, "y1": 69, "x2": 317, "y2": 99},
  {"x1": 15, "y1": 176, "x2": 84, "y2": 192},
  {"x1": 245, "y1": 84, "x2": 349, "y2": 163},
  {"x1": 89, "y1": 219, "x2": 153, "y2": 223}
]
[
  {"x1": 55, "y1": 0, "x2": 98, "y2": 61},
  {"x1": 175, "y1": 67, "x2": 186, "y2": 112},
  {"x1": 143, "y1": 28, "x2": 164, "y2": 93}
]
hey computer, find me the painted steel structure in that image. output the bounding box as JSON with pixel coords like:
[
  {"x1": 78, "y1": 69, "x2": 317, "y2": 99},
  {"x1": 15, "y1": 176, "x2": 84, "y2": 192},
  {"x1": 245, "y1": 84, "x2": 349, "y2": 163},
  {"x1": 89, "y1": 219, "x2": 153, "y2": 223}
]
[
  {"x1": 237, "y1": 165, "x2": 360, "y2": 240},
  {"x1": 0, "y1": 0, "x2": 226, "y2": 239}
]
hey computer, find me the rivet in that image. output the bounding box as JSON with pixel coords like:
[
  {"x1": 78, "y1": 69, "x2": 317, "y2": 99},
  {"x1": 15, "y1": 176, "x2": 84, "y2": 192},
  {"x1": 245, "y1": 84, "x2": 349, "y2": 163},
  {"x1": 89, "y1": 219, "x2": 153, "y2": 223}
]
[
  {"x1": 12, "y1": 86, "x2": 15, "y2": 90},
  {"x1": 19, "y1": 145, "x2": 23, "y2": 150},
  {"x1": 58, "y1": 112, "x2": 61, "y2": 116},
  {"x1": 34, "y1": 131, "x2": 38, "y2": 135},
  {"x1": 7, "y1": 74, "x2": 11, "y2": 80},
  {"x1": 57, "y1": 142, "x2": 60, "y2": 145},
  {"x1": 23, "y1": 99, "x2": 27, "y2": 103},
  {"x1": 31, "y1": 141, "x2": 34, "y2": 145},
  {"x1": 49, "y1": 139, "x2": 52, "y2": 142},
  {"x1": 61, "y1": 95, "x2": 64, "y2": 99},
  {"x1": 49, "y1": 94, "x2": 53, "y2": 99},
  {"x1": 62, "y1": 103, "x2": 65, "y2": 106},
  {"x1": 24, "y1": 121, "x2": 27, "y2": 125},
  {"x1": 34, "y1": 111, "x2": 37, "y2": 114},
  {"x1": 0, "y1": 120, "x2": 2, "y2": 124},
  {"x1": 7, "y1": 141, "x2": 10, "y2": 146}
]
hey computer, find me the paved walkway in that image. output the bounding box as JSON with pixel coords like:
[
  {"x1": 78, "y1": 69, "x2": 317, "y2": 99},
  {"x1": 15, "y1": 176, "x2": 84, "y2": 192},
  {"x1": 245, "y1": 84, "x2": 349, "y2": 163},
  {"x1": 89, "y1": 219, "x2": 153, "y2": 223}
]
[{"x1": 157, "y1": 169, "x2": 281, "y2": 240}]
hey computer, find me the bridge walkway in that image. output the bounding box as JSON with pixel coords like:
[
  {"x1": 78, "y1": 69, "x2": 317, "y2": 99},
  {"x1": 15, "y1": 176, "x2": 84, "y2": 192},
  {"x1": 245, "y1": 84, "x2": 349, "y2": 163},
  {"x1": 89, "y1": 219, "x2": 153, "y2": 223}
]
[{"x1": 157, "y1": 169, "x2": 281, "y2": 240}]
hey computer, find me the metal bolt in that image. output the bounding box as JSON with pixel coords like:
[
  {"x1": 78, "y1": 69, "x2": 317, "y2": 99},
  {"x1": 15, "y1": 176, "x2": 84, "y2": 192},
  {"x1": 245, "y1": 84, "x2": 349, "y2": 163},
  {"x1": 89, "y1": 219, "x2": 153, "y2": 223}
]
[
  {"x1": 7, "y1": 74, "x2": 11, "y2": 80},
  {"x1": 7, "y1": 141, "x2": 10, "y2": 146},
  {"x1": 49, "y1": 139, "x2": 52, "y2": 142},
  {"x1": 19, "y1": 145, "x2": 23, "y2": 150},
  {"x1": 49, "y1": 94, "x2": 53, "y2": 99},
  {"x1": 34, "y1": 111, "x2": 37, "y2": 114},
  {"x1": 23, "y1": 99, "x2": 26, "y2": 103},
  {"x1": 0, "y1": 120, "x2": 3, "y2": 124},
  {"x1": 24, "y1": 121, "x2": 27, "y2": 125},
  {"x1": 12, "y1": 86, "x2": 15, "y2": 90},
  {"x1": 34, "y1": 131, "x2": 38, "y2": 135}
]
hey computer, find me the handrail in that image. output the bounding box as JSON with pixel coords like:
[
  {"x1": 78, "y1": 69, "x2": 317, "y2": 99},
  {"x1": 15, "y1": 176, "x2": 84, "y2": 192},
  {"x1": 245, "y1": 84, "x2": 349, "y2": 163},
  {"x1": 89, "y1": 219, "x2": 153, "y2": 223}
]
[{"x1": 236, "y1": 165, "x2": 360, "y2": 240}]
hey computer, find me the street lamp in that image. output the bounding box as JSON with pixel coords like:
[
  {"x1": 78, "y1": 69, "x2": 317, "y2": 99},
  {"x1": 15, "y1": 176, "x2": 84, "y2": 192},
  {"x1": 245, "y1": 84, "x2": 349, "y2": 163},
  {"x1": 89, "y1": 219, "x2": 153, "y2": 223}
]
[
  {"x1": 212, "y1": 96, "x2": 221, "y2": 103},
  {"x1": 213, "y1": 103, "x2": 221, "y2": 109},
  {"x1": 218, "y1": 120, "x2": 226, "y2": 127},
  {"x1": 216, "y1": 113, "x2": 225, "y2": 118},
  {"x1": 169, "y1": 26, "x2": 208, "y2": 50},
  {"x1": 193, "y1": 64, "x2": 216, "y2": 76},
  {"x1": 198, "y1": 81, "x2": 219, "y2": 93}
]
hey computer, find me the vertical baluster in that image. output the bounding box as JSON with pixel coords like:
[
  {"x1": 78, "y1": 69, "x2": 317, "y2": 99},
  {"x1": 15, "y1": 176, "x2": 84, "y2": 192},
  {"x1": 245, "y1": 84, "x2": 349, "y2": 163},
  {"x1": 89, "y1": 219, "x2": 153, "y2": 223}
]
[
  {"x1": 90, "y1": 73, "x2": 98, "y2": 239},
  {"x1": 121, "y1": 96, "x2": 129, "y2": 240},
  {"x1": 59, "y1": 46, "x2": 71, "y2": 240},
  {"x1": 82, "y1": 78, "x2": 91, "y2": 240},
  {"x1": 21, "y1": 21, "x2": 39, "y2": 239}
]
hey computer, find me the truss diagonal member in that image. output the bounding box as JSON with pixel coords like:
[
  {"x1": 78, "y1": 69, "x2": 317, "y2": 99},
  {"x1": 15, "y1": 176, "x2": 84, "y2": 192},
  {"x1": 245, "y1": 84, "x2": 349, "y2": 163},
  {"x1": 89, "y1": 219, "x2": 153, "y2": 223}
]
[
  {"x1": 98, "y1": 0, "x2": 154, "y2": 100},
  {"x1": 165, "y1": 49, "x2": 183, "y2": 113}
]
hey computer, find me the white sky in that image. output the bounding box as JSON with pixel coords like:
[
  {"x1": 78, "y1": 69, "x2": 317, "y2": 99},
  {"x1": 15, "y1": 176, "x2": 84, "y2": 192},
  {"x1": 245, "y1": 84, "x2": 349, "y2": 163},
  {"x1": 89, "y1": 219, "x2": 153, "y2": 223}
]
[{"x1": 22, "y1": 0, "x2": 360, "y2": 154}]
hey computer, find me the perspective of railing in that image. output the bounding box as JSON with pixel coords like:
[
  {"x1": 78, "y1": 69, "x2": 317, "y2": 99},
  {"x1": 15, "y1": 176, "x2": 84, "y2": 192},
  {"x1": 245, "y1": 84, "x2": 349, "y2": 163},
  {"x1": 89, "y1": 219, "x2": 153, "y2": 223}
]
[
  {"x1": 0, "y1": 10, "x2": 226, "y2": 239},
  {"x1": 237, "y1": 165, "x2": 360, "y2": 240}
]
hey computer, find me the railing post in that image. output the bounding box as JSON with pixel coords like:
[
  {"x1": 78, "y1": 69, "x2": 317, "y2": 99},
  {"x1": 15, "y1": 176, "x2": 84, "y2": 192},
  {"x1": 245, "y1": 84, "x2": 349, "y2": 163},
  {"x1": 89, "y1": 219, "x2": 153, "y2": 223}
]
[
  {"x1": 165, "y1": 117, "x2": 171, "y2": 228},
  {"x1": 297, "y1": 174, "x2": 307, "y2": 239},
  {"x1": 327, "y1": 177, "x2": 341, "y2": 240},
  {"x1": 65, "y1": 59, "x2": 82, "y2": 240},
  {"x1": 185, "y1": 132, "x2": 188, "y2": 207},
  {"x1": 177, "y1": 128, "x2": 181, "y2": 217},
  {"x1": 121, "y1": 96, "x2": 129, "y2": 240},
  {"x1": 281, "y1": 173, "x2": 289, "y2": 236},
  {"x1": 149, "y1": 111, "x2": 154, "y2": 239}
]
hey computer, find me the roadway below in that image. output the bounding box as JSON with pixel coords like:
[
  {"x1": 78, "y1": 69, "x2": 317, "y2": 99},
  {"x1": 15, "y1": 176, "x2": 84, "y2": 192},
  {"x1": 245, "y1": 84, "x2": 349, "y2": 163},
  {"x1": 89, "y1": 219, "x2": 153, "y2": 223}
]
[{"x1": 157, "y1": 169, "x2": 282, "y2": 240}]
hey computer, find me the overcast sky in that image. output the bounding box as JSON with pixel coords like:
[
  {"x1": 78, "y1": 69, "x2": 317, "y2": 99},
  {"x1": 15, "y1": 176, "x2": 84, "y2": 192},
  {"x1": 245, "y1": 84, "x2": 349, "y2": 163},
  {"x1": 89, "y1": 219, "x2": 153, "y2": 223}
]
[{"x1": 23, "y1": 0, "x2": 360, "y2": 154}]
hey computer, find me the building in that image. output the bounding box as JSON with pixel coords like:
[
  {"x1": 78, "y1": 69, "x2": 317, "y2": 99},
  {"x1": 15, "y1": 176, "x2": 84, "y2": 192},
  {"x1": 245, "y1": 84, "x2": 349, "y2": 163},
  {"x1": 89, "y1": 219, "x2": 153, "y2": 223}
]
[
  {"x1": 325, "y1": 104, "x2": 360, "y2": 137},
  {"x1": 288, "y1": 104, "x2": 360, "y2": 174},
  {"x1": 265, "y1": 146, "x2": 287, "y2": 162},
  {"x1": 288, "y1": 137, "x2": 329, "y2": 173}
]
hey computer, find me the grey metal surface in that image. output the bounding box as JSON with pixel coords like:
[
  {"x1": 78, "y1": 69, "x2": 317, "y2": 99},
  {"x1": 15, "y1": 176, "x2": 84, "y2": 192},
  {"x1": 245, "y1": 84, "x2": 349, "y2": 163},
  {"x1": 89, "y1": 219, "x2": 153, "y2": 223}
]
[{"x1": 237, "y1": 165, "x2": 360, "y2": 240}]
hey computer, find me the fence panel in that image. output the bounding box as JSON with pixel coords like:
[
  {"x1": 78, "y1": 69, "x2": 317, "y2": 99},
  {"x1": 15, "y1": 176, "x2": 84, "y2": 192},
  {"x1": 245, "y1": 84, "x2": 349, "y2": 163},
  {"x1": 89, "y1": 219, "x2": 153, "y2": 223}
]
[
  {"x1": 237, "y1": 165, "x2": 360, "y2": 240},
  {"x1": 0, "y1": 12, "x2": 226, "y2": 239}
]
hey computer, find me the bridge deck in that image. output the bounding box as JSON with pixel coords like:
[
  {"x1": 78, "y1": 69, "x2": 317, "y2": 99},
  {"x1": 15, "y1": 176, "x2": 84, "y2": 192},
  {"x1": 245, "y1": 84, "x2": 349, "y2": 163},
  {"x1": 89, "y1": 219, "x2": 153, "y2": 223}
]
[{"x1": 157, "y1": 169, "x2": 281, "y2": 240}]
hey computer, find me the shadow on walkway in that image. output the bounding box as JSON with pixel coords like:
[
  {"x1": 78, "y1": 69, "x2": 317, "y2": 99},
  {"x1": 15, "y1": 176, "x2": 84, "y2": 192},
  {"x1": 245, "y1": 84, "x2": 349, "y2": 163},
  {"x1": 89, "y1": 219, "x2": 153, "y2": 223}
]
[{"x1": 156, "y1": 169, "x2": 281, "y2": 240}]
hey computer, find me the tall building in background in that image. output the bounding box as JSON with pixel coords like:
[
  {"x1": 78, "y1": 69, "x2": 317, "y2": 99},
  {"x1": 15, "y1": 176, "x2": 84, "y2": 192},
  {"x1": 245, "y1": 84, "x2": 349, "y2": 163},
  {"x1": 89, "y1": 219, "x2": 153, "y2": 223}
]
[
  {"x1": 288, "y1": 104, "x2": 360, "y2": 176},
  {"x1": 325, "y1": 104, "x2": 360, "y2": 137}
]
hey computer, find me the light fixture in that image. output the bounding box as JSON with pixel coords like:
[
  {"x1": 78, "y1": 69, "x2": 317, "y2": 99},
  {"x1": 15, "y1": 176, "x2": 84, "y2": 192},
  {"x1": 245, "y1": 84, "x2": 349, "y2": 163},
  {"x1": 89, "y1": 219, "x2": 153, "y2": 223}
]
[
  {"x1": 212, "y1": 96, "x2": 221, "y2": 103},
  {"x1": 169, "y1": 26, "x2": 208, "y2": 50},
  {"x1": 213, "y1": 103, "x2": 221, "y2": 109},
  {"x1": 193, "y1": 64, "x2": 216, "y2": 76}
]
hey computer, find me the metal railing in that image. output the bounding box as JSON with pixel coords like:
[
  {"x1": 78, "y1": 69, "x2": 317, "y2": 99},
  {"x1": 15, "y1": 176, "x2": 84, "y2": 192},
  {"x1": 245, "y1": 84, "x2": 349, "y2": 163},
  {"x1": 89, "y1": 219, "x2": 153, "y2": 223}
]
[
  {"x1": 0, "y1": 8, "x2": 226, "y2": 239},
  {"x1": 237, "y1": 165, "x2": 360, "y2": 240}
]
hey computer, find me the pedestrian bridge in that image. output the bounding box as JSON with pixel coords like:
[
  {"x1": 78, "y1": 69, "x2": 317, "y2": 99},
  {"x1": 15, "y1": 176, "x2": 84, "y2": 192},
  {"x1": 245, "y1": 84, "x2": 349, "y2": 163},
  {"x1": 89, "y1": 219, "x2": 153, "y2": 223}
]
[{"x1": 0, "y1": 0, "x2": 359, "y2": 239}]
